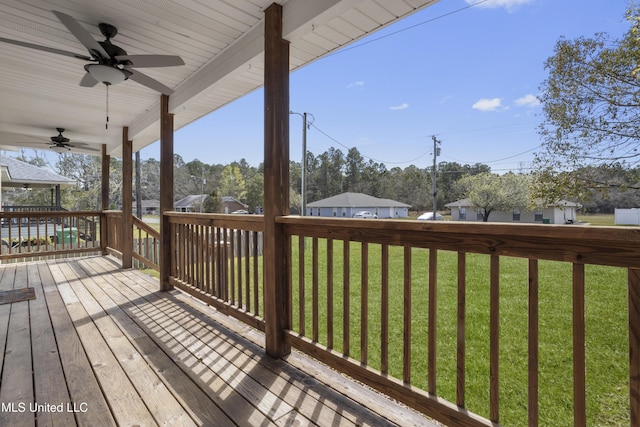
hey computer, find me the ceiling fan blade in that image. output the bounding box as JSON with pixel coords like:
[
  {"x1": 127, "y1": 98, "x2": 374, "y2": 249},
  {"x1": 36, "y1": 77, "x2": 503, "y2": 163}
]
[
  {"x1": 0, "y1": 36, "x2": 91, "y2": 60},
  {"x1": 52, "y1": 10, "x2": 109, "y2": 59},
  {"x1": 79, "y1": 72, "x2": 98, "y2": 87},
  {"x1": 129, "y1": 70, "x2": 174, "y2": 95},
  {"x1": 117, "y1": 54, "x2": 184, "y2": 68}
]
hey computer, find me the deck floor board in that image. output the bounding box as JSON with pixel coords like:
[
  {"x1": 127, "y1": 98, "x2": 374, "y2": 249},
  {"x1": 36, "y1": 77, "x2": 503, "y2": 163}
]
[{"x1": 0, "y1": 256, "x2": 438, "y2": 427}]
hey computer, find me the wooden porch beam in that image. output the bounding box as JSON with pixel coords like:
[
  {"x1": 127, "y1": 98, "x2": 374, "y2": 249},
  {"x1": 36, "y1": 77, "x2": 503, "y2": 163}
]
[
  {"x1": 122, "y1": 129, "x2": 133, "y2": 269},
  {"x1": 160, "y1": 94, "x2": 174, "y2": 291},
  {"x1": 263, "y1": 3, "x2": 291, "y2": 358}
]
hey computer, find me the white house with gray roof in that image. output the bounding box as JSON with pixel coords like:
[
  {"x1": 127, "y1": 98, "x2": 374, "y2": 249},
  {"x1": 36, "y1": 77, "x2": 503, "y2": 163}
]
[
  {"x1": 306, "y1": 192, "x2": 410, "y2": 219},
  {"x1": 445, "y1": 198, "x2": 582, "y2": 224}
]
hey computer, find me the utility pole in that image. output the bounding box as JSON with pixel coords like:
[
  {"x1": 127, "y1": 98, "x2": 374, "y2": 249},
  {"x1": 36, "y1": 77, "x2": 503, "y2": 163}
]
[
  {"x1": 432, "y1": 135, "x2": 441, "y2": 220},
  {"x1": 290, "y1": 111, "x2": 312, "y2": 216}
]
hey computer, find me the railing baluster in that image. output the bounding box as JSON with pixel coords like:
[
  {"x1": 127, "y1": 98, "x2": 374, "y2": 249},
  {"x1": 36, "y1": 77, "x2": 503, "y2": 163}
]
[
  {"x1": 230, "y1": 229, "x2": 236, "y2": 303},
  {"x1": 253, "y1": 232, "x2": 259, "y2": 316},
  {"x1": 404, "y1": 245, "x2": 412, "y2": 384},
  {"x1": 215, "y1": 226, "x2": 222, "y2": 298},
  {"x1": 457, "y1": 251, "x2": 466, "y2": 407},
  {"x1": 298, "y1": 236, "x2": 305, "y2": 335},
  {"x1": 361, "y1": 242, "x2": 368, "y2": 365},
  {"x1": 573, "y1": 262, "x2": 586, "y2": 427},
  {"x1": 528, "y1": 259, "x2": 539, "y2": 427},
  {"x1": 313, "y1": 237, "x2": 319, "y2": 342},
  {"x1": 199, "y1": 224, "x2": 205, "y2": 290},
  {"x1": 490, "y1": 254, "x2": 500, "y2": 423},
  {"x1": 244, "y1": 229, "x2": 250, "y2": 311},
  {"x1": 343, "y1": 240, "x2": 350, "y2": 357},
  {"x1": 327, "y1": 238, "x2": 334, "y2": 349},
  {"x1": 205, "y1": 224, "x2": 211, "y2": 294},
  {"x1": 236, "y1": 229, "x2": 242, "y2": 307},
  {"x1": 428, "y1": 248, "x2": 437, "y2": 394},
  {"x1": 381, "y1": 244, "x2": 389, "y2": 374}
]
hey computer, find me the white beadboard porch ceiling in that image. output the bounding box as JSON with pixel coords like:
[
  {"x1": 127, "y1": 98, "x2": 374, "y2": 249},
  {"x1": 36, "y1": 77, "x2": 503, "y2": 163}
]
[{"x1": 0, "y1": 0, "x2": 438, "y2": 157}]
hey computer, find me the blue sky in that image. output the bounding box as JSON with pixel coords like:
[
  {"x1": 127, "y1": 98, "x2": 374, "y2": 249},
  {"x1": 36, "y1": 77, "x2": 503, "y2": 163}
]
[{"x1": 141, "y1": 0, "x2": 631, "y2": 172}]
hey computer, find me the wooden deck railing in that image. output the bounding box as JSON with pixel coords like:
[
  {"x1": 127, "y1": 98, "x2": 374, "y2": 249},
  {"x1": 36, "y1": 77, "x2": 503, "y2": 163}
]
[
  {"x1": 165, "y1": 212, "x2": 265, "y2": 331},
  {"x1": 275, "y1": 216, "x2": 640, "y2": 427},
  {"x1": 164, "y1": 213, "x2": 640, "y2": 426},
  {"x1": 103, "y1": 212, "x2": 160, "y2": 271},
  {"x1": 132, "y1": 216, "x2": 160, "y2": 271},
  {"x1": 0, "y1": 210, "x2": 102, "y2": 261},
  {"x1": 103, "y1": 210, "x2": 123, "y2": 256}
]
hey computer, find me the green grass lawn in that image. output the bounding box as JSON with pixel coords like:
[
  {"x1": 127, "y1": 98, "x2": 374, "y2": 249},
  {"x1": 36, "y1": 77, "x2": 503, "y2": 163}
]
[
  {"x1": 290, "y1": 239, "x2": 629, "y2": 426},
  {"x1": 577, "y1": 213, "x2": 615, "y2": 226}
]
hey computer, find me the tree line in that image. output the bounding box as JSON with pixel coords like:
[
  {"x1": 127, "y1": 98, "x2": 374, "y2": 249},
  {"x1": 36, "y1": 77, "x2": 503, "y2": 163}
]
[{"x1": 8, "y1": 146, "x2": 640, "y2": 216}]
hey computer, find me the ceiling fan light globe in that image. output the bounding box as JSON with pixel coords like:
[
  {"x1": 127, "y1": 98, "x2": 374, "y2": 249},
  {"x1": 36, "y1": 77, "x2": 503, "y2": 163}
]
[{"x1": 85, "y1": 64, "x2": 126, "y2": 85}]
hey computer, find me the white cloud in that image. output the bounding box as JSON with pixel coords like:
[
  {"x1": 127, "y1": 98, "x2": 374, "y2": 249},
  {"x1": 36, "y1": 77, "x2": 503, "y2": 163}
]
[
  {"x1": 465, "y1": 0, "x2": 534, "y2": 11},
  {"x1": 472, "y1": 98, "x2": 503, "y2": 112},
  {"x1": 515, "y1": 94, "x2": 541, "y2": 108},
  {"x1": 347, "y1": 80, "x2": 365, "y2": 89},
  {"x1": 389, "y1": 103, "x2": 409, "y2": 110}
]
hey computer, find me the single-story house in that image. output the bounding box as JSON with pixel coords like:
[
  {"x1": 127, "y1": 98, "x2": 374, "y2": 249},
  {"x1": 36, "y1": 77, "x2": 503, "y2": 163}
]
[
  {"x1": 1, "y1": 156, "x2": 76, "y2": 210},
  {"x1": 445, "y1": 198, "x2": 582, "y2": 224},
  {"x1": 306, "y1": 192, "x2": 410, "y2": 218},
  {"x1": 132, "y1": 199, "x2": 160, "y2": 215},
  {"x1": 175, "y1": 195, "x2": 248, "y2": 213},
  {"x1": 174, "y1": 194, "x2": 206, "y2": 212},
  {"x1": 222, "y1": 196, "x2": 248, "y2": 214}
]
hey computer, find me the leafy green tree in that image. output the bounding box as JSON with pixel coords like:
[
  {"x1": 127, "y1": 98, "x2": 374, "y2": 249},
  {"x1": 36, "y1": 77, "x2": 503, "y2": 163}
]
[
  {"x1": 245, "y1": 172, "x2": 264, "y2": 212},
  {"x1": 218, "y1": 164, "x2": 246, "y2": 201},
  {"x1": 534, "y1": 8, "x2": 640, "y2": 203},
  {"x1": 344, "y1": 147, "x2": 365, "y2": 193},
  {"x1": 455, "y1": 173, "x2": 531, "y2": 222},
  {"x1": 202, "y1": 189, "x2": 221, "y2": 213}
]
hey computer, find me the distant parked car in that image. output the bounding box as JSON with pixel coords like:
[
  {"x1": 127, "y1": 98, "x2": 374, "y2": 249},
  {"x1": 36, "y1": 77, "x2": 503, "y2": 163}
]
[
  {"x1": 352, "y1": 211, "x2": 377, "y2": 219},
  {"x1": 231, "y1": 209, "x2": 249, "y2": 214},
  {"x1": 417, "y1": 212, "x2": 444, "y2": 221}
]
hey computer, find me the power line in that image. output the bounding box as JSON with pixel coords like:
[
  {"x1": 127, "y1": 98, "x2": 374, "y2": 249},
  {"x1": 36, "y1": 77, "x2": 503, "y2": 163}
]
[
  {"x1": 326, "y1": 0, "x2": 490, "y2": 58},
  {"x1": 309, "y1": 122, "x2": 430, "y2": 165}
]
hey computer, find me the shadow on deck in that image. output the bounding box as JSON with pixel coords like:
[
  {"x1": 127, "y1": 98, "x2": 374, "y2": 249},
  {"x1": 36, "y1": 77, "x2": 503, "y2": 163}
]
[{"x1": 0, "y1": 256, "x2": 437, "y2": 426}]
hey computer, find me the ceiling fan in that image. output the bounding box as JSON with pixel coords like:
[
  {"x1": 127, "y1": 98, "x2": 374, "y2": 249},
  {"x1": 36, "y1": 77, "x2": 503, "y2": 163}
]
[
  {"x1": 8, "y1": 128, "x2": 100, "y2": 153},
  {"x1": 0, "y1": 10, "x2": 184, "y2": 94}
]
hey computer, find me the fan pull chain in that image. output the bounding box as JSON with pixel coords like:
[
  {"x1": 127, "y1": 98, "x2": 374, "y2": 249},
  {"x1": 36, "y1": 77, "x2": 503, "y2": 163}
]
[{"x1": 105, "y1": 83, "x2": 110, "y2": 130}]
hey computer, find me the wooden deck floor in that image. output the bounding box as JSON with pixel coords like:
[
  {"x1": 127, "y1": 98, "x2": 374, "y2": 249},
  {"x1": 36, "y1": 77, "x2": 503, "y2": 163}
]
[{"x1": 0, "y1": 256, "x2": 438, "y2": 427}]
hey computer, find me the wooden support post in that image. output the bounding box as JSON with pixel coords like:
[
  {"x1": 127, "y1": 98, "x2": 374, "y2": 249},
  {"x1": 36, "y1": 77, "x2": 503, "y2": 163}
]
[
  {"x1": 263, "y1": 3, "x2": 291, "y2": 358},
  {"x1": 122, "y1": 129, "x2": 133, "y2": 269},
  {"x1": 160, "y1": 94, "x2": 174, "y2": 291},
  {"x1": 101, "y1": 144, "x2": 110, "y2": 255}
]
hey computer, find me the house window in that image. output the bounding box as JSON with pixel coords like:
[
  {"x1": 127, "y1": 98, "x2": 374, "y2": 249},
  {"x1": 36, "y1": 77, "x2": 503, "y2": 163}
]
[
  {"x1": 534, "y1": 210, "x2": 543, "y2": 222},
  {"x1": 513, "y1": 210, "x2": 521, "y2": 221},
  {"x1": 459, "y1": 208, "x2": 466, "y2": 220},
  {"x1": 333, "y1": 207, "x2": 337, "y2": 217},
  {"x1": 477, "y1": 210, "x2": 483, "y2": 221}
]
